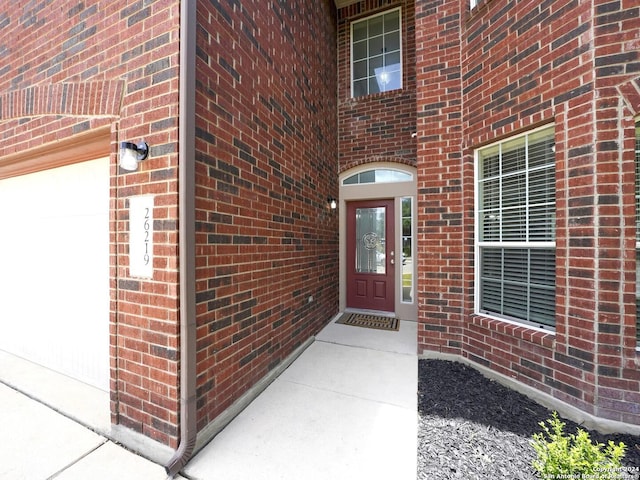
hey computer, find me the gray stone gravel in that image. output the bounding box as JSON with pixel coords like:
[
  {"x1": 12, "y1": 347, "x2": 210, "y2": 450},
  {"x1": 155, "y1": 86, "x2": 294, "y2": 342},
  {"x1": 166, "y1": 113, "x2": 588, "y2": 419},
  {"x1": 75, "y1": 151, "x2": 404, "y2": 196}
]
[
  {"x1": 418, "y1": 416, "x2": 536, "y2": 479},
  {"x1": 418, "y1": 359, "x2": 640, "y2": 480}
]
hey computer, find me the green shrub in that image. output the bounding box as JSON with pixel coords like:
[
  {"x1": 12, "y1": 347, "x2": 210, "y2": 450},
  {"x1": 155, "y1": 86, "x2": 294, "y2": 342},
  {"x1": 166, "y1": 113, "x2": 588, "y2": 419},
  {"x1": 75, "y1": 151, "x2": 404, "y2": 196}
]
[{"x1": 531, "y1": 411, "x2": 627, "y2": 479}]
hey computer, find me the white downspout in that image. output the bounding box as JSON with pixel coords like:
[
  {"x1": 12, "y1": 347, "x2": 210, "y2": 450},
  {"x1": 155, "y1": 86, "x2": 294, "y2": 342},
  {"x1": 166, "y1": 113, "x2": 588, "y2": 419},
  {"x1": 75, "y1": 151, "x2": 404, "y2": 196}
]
[{"x1": 165, "y1": 0, "x2": 197, "y2": 476}]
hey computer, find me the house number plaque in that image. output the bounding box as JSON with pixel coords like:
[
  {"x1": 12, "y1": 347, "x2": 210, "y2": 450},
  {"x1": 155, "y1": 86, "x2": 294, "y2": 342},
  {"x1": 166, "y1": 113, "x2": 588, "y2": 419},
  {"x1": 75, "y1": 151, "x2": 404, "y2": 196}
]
[{"x1": 129, "y1": 195, "x2": 154, "y2": 278}]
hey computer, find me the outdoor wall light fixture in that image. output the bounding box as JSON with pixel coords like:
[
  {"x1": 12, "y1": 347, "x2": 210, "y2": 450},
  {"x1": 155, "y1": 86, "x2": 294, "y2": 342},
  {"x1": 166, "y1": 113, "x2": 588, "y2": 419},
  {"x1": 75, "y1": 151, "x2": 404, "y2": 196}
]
[
  {"x1": 119, "y1": 141, "x2": 149, "y2": 171},
  {"x1": 327, "y1": 197, "x2": 337, "y2": 210}
]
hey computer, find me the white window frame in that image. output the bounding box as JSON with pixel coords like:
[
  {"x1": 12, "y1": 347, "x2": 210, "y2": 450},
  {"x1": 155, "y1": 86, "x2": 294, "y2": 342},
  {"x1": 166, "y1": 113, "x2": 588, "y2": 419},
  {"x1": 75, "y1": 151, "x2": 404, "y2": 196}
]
[
  {"x1": 342, "y1": 168, "x2": 413, "y2": 186},
  {"x1": 350, "y1": 7, "x2": 403, "y2": 98},
  {"x1": 400, "y1": 196, "x2": 414, "y2": 304},
  {"x1": 474, "y1": 124, "x2": 556, "y2": 329}
]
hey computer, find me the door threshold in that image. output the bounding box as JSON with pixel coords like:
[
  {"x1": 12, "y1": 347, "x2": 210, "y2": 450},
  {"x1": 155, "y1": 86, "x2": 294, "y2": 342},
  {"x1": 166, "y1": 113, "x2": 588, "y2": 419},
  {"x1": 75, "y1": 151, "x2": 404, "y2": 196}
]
[{"x1": 343, "y1": 308, "x2": 396, "y2": 318}]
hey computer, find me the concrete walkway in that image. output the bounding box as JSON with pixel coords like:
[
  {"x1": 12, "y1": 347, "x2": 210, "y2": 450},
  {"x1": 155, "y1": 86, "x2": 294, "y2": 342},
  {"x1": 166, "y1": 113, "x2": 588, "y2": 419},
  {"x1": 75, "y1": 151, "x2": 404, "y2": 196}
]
[
  {"x1": 0, "y1": 315, "x2": 417, "y2": 480},
  {"x1": 185, "y1": 316, "x2": 418, "y2": 480},
  {"x1": 0, "y1": 382, "x2": 178, "y2": 480}
]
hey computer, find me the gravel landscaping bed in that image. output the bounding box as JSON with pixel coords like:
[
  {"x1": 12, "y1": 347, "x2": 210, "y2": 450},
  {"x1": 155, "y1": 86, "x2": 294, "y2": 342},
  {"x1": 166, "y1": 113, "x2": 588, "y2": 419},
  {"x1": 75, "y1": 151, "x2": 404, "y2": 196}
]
[{"x1": 418, "y1": 359, "x2": 640, "y2": 479}]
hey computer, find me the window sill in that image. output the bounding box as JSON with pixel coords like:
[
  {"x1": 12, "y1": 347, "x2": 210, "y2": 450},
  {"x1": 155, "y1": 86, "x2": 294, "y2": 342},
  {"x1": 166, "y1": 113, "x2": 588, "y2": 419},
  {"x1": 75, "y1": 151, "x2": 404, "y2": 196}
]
[
  {"x1": 471, "y1": 314, "x2": 556, "y2": 349},
  {"x1": 349, "y1": 87, "x2": 405, "y2": 102}
]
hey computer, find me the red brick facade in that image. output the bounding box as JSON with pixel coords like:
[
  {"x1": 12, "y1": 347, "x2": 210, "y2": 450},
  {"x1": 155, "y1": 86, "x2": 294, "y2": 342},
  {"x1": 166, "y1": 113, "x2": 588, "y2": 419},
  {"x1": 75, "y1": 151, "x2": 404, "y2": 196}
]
[
  {"x1": 1, "y1": 0, "x2": 639, "y2": 456},
  {"x1": 414, "y1": 0, "x2": 640, "y2": 426},
  {"x1": 337, "y1": 0, "x2": 417, "y2": 173},
  {"x1": 192, "y1": 0, "x2": 339, "y2": 430},
  {"x1": 0, "y1": 1, "x2": 182, "y2": 446},
  {"x1": 0, "y1": 0, "x2": 337, "y2": 450}
]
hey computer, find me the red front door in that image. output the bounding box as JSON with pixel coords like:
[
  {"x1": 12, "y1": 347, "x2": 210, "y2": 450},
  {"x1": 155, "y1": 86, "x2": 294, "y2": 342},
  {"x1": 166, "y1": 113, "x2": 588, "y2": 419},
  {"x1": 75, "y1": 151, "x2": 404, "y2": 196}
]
[{"x1": 346, "y1": 199, "x2": 395, "y2": 312}]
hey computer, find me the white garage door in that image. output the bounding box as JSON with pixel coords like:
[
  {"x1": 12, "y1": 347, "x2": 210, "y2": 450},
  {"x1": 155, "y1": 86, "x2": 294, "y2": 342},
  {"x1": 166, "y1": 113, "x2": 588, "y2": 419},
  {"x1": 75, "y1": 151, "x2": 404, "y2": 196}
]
[{"x1": 0, "y1": 158, "x2": 110, "y2": 391}]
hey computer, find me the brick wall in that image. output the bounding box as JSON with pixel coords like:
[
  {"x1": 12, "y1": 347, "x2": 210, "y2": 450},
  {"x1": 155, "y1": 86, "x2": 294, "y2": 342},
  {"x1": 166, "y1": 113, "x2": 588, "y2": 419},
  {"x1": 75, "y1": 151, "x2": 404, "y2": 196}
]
[
  {"x1": 0, "y1": 1, "x2": 182, "y2": 446},
  {"x1": 337, "y1": 0, "x2": 416, "y2": 173},
  {"x1": 461, "y1": 0, "x2": 598, "y2": 412},
  {"x1": 193, "y1": 0, "x2": 339, "y2": 429},
  {"x1": 591, "y1": 0, "x2": 640, "y2": 424},
  {"x1": 416, "y1": 0, "x2": 640, "y2": 426},
  {"x1": 415, "y1": 0, "x2": 465, "y2": 356}
]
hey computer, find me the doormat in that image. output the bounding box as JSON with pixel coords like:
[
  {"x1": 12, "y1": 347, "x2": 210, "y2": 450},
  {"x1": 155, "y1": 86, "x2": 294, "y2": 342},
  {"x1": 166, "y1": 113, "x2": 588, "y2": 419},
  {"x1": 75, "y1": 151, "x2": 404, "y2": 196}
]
[{"x1": 336, "y1": 313, "x2": 399, "y2": 331}]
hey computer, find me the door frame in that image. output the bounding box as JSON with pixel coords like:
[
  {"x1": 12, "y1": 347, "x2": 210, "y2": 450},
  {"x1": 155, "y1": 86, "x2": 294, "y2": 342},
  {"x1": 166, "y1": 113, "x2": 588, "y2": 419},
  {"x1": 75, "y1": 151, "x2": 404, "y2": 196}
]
[
  {"x1": 346, "y1": 199, "x2": 396, "y2": 311},
  {"x1": 338, "y1": 163, "x2": 418, "y2": 321}
]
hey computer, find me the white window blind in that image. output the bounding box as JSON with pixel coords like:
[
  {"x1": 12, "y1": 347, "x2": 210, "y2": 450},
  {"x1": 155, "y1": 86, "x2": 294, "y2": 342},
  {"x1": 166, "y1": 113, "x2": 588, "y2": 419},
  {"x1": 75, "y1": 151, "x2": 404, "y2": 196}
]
[{"x1": 476, "y1": 127, "x2": 556, "y2": 327}]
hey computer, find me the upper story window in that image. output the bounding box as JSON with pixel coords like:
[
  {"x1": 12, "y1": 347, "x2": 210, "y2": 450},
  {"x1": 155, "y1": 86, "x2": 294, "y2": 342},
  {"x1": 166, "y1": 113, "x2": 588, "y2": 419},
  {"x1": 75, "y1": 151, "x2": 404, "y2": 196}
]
[{"x1": 351, "y1": 8, "x2": 402, "y2": 98}]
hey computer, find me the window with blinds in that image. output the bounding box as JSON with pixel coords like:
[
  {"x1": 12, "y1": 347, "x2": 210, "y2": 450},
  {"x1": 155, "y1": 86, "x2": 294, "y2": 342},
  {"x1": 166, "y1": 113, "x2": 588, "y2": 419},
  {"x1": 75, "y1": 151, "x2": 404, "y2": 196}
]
[
  {"x1": 476, "y1": 126, "x2": 556, "y2": 327},
  {"x1": 635, "y1": 121, "x2": 640, "y2": 346}
]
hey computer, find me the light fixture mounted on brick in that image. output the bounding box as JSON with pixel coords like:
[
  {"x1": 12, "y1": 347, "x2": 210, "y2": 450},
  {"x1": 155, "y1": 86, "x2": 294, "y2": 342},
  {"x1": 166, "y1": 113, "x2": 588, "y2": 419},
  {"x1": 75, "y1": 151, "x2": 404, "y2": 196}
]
[
  {"x1": 327, "y1": 197, "x2": 337, "y2": 210},
  {"x1": 119, "y1": 141, "x2": 149, "y2": 171}
]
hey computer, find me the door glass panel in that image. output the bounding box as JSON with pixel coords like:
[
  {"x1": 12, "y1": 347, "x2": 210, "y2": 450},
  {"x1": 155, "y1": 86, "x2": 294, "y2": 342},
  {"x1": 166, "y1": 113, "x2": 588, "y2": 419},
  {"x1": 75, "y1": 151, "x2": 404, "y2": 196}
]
[
  {"x1": 401, "y1": 197, "x2": 413, "y2": 303},
  {"x1": 355, "y1": 207, "x2": 385, "y2": 274}
]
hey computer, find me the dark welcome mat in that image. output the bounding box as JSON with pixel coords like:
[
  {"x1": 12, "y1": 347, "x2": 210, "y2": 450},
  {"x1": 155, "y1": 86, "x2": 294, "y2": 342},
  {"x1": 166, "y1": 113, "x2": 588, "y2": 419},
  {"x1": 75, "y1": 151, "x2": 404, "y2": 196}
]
[{"x1": 336, "y1": 313, "x2": 399, "y2": 331}]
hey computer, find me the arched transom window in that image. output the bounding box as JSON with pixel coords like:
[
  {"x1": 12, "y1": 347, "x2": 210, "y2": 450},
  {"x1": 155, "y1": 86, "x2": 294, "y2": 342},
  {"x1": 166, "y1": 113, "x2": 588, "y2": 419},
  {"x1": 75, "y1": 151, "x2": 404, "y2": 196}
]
[{"x1": 342, "y1": 168, "x2": 413, "y2": 186}]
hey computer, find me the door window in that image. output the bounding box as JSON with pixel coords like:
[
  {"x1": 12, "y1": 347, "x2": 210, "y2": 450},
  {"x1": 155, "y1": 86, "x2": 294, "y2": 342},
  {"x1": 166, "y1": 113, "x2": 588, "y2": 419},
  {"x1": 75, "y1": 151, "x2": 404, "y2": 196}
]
[{"x1": 355, "y1": 207, "x2": 386, "y2": 274}]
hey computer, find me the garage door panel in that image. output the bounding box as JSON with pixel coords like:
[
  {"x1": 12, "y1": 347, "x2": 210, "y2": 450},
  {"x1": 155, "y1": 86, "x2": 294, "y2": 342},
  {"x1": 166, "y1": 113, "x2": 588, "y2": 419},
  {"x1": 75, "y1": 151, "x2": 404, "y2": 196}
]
[{"x1": 0, "y1": 158, "x2": 110, "y2": 391}]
